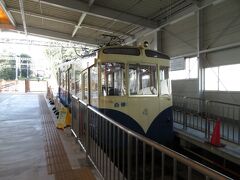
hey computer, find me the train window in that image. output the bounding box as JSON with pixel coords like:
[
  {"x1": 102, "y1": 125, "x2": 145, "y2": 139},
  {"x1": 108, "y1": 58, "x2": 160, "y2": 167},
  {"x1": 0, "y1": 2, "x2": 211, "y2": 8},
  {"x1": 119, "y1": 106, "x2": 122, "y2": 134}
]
[
  {"x1": 160, "y1": 66, "x2": 171, "y2": 96},
  {"x1": 101, "y1": 63, "x2": 126, "y2": 96},
  {"x1": 70, "y1": 72, "x2": 75, "y2": 92},
  {"x1": 90, "y1": 66, "x2": 98, "y2": 105},
  {"x1": 145, "y1": 49, "x2": 170, "y2": 59},
  {"x1": 75, "y1": 80, "x2": 80, "y2": 96},
  {"x1": 57, "y1": 72, "x2": 60, "y2": 86},
  {"x1": 103, "y1": 48, "x2": 140, "y2": 56},
  {"x1": 75, "y1": 70, "x2": 81, "y2": 96},
  {"x1": 62, "y1": 73, "x2": 65, "y2": 88},
  {"x1": 82, "y1": 72, "x2": 88, "y2": 101},
  {"x1": 129, "y1": 64, "x2": 157, "y2": 96}
]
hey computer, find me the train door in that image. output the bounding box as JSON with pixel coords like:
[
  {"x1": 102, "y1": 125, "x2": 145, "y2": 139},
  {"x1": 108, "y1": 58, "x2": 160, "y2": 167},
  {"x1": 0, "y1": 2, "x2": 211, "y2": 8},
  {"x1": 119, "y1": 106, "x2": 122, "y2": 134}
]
[
  {"x1": 67, "y1": 68, "x2": 72, "y2": 105},
  {"x1": 82, "y1": 70, "x2": 89, "y2": 104},
  {"x1": 57, "y1": 69, "x2": 60, "y2": 97},
  {"x1": 89, "y1": 65, "x2": 98, "y2": 106}
]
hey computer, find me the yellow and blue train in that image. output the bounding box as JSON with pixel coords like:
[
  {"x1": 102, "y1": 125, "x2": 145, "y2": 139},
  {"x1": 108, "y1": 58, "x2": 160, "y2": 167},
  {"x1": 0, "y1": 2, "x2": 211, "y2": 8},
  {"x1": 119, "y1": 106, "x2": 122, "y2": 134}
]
[{"x1": 57, "y1": 45, "x2": 174, "y2": 145}]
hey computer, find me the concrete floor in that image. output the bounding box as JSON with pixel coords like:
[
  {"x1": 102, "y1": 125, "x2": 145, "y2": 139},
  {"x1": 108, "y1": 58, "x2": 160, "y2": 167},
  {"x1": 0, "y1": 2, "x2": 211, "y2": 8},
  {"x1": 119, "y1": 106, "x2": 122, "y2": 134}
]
[
  {"x1": 0, "y1": 93, "x2": 99, "y2": 180},
  {"x1": 0, "y1": 93, "x2": 54, "y2": 180}
]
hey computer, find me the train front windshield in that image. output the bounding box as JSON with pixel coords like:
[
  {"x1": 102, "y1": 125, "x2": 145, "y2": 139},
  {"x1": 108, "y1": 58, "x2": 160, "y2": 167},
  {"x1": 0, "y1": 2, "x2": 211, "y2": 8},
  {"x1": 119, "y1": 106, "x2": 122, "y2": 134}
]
[
  {"x1": 101, "y1": 63, "x2": 126, "y2": 96},
  {"x1": 129, "y1": 64, "x2": 157, "y2": 95},
  {"x1": 100, "y1": 62, "x2": 171, "y2": 97}
]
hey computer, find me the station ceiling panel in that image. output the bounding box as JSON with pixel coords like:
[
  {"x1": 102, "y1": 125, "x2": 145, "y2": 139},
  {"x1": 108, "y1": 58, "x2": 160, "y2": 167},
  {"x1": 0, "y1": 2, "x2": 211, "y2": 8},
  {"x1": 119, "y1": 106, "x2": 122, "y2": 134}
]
[{"x1": 0, "y1": 0, "x2": 218, "y2": 46}]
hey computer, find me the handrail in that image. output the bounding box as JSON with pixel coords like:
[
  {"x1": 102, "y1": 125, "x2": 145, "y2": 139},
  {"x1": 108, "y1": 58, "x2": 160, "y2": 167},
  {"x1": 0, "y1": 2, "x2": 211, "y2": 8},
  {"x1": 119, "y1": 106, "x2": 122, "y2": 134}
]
[
  {"x1": 208, "y1": 100, "x2": 240, "y2": 107},
  {"x1": 72, "y1": 94, "x2": 79, "y2": 100},
  {"x1": 87, "y1": 105, "x2": 231, "y2": 180},
  {"x1": 173, "y1": 95, "x2": 240, "y2": 107},
  {"x1": 172, "y1": 94, "x2": 240, "y2": 144}
]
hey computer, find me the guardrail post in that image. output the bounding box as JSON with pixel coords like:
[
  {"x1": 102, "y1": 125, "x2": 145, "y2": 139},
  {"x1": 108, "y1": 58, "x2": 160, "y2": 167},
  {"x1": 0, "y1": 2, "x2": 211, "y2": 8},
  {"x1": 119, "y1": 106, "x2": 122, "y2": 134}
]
[
  {"x1": 238, "y1": 109, "x2": 240, "y2": 144},
  {"x1": 173, "y1": 158, "x2": 177, "y2": 180},
  {"x1": 86, "y1": 107, "x2": 89, "y2": 160},
  {"x1": 238, "y1": 121, "x2": 240, "y2": 144},
  {"x1": 151, "y1": 147, "x2": 155, "y2": 180},
  {"x1": 71, "y1": 97, "x2": 74, "y2": 130},
  {"x1": 183, "y1": 97, "x2": 187, "y2": 130},
  {"x1": 188, "y1": 167, "x2": 192, "y2": 180},
  {"x1": 127, "y1": 134, "x2": 132, "y2": 180},
  {"x1": 161, "y1": 153, "x2": 165, "y2": 180},
  {"x1": 205, "y1": 101, "x2": 210, "y2": 141}
]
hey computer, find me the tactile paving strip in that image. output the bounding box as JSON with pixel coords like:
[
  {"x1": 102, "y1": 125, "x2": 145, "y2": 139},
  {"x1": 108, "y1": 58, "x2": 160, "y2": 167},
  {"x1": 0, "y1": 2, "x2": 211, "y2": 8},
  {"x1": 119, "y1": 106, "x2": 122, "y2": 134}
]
[{"x1": 39, "y1": 95, "x2": 95, "y2": 180}]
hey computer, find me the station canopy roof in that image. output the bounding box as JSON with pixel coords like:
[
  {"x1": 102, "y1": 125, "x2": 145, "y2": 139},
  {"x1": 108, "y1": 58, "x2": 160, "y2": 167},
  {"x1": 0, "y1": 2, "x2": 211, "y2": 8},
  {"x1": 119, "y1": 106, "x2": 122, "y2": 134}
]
[{"x1": 0, "y1": 0, "x2": 219, "y2": 46}]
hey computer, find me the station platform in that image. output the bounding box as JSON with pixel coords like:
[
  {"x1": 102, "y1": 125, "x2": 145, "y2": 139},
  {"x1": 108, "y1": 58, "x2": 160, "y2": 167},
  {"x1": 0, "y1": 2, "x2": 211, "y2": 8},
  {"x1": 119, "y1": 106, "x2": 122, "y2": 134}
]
[
  {"x1": 174, "y1": 123, "x2": 240, "y2": 166},
  {"x1": 0, "y1": 93, "x2": 99, "y2": 180}
]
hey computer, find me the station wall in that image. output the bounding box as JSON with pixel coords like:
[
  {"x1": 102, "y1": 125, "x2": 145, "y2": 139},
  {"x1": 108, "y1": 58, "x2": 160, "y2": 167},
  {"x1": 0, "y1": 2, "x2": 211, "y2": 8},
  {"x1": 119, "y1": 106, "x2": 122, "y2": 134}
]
[{"x1": 160, "y1": 0, "x2": 240, "y2": 104}]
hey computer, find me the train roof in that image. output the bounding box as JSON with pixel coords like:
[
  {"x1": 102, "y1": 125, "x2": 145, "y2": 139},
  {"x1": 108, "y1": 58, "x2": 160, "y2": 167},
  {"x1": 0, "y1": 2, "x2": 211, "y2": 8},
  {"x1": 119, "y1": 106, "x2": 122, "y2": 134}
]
[
  {"x1": 81, "y1": 45, "x2": 170, "y2": 60},
  {"x1": 58, "y1": 45, "x2": 170, "y2": 70},
  {"x1": 102, "y1": 46, "x2": 170, "y2": 59}
]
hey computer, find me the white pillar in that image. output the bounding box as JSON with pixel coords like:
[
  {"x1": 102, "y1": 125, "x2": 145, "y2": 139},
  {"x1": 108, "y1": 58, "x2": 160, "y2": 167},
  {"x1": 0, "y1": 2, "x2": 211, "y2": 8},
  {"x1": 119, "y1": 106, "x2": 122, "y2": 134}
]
[{"x1": 197, "y1": 9, "x2": 204, "y2": 99}]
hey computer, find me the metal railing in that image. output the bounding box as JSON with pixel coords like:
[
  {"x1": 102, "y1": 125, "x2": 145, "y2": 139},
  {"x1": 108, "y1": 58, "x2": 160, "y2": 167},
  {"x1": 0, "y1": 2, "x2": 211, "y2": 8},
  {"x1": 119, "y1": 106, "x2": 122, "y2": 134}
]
[
  {"x1": 71, "y1": 95, "x2": 231, "y2": 180},
  {"x1": 173, "y1": 95, "x2": 240, "y2": 144}
]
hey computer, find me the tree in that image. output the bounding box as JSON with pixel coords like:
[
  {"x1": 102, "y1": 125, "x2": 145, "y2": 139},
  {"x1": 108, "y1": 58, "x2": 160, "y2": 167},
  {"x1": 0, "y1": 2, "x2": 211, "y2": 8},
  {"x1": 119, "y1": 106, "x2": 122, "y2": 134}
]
[
  {"x1": 44, "y1": 46, "x2": 83, "y2": 77},
  {"x1": 0, "y1": 67, "x2": 15, "y2": 80},
  {"x1": 0, "y1": 55, "x2": 16, "y2": 80}
]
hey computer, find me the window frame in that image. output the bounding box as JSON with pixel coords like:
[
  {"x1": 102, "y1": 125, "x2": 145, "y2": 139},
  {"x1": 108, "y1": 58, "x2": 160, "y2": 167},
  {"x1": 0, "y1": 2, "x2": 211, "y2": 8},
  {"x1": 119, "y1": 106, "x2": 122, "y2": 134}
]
[
  {"x1": 204, "y1": 64, "x2": 240, "y2": 92},
  {"x1": 128, "y1": 63, "x2": 158, "y2": 97},
  {"x1": 100, "y1": 62, "x2": 126, "y2": 97},
  {"x1": 170, "y1": 56, "x2": 198, "y2": 80}
]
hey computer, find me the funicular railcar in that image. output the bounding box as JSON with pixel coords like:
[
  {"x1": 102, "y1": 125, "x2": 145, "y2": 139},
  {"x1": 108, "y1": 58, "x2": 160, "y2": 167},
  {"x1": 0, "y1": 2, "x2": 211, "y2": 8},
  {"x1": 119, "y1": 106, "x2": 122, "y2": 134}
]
[{"x1": 58, "y1": 45, "x2": 174, "y2": 145}]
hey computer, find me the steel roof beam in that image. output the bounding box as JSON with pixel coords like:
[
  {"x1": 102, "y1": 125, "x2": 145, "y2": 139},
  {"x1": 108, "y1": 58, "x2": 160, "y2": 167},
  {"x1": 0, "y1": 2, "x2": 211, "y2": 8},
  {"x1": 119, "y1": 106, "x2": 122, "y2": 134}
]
[
  {"x1": 72, "y1": 13, "x2": 86, "y2": 37},
  {"x1": 125, "y1": 0, "x2": 220, "y2": 44},
  {"x1": 18, "y1": 0, "x2": 27, "y2": 35},
  {"x1": 9, "y1": 8, "x2": 75, "y2": 25},
  {"x1": 9, "y1": 8, "x2": 132, "y2": 37},
  {"x1": 72, "y1": 0, "x2": 89, "y2": 38},
  {"x1": 15, "y1": 25, "x2": 98, "y2": 46},
  {"x1": 0, "y1": 0, "x2": 16, "y2": 26},
  {"x1": 31, "y1": 0, "x2": 157, "y2": 29},
  {"x1": 185, "y1": 0, "x2": 199, "y2": 6},
  {"x1": 72, "y1": 0, "x2": 96, "y2": 37}
]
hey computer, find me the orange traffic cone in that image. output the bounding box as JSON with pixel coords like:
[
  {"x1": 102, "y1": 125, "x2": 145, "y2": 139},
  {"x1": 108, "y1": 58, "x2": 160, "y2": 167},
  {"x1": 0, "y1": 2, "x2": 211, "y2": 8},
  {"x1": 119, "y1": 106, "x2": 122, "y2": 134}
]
[{"x1": 210, "y1": 119, "x2": 224, "y2": 147}]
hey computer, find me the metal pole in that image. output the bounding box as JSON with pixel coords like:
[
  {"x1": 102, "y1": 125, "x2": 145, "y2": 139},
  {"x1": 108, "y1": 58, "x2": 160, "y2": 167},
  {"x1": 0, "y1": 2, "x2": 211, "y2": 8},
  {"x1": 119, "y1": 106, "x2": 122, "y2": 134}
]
[
  {"x1": 135, "y1": 139, "x2": 138, "y2": 180},
  {"x1": 113, "y1": 126, "x2": 116, "y2": 180},
  {"x1": 109, "y1": 123, "x2": 112, "y2": 180},
  {"x1": 86, "y1": 108, "x2": 89, "y2": 160},
  {"x1": 183, "y1": 97, "x2": 187, "y2": 130},
  {"x1": 151, "y1": 147, "x2": 155, "y2": 180},
  {"x1": 127, "y1": 134, "x2": 132, "y2": 180},
  {"x1": 117, "y1": 128, "x2": 120, "y2": 180},
  {"x1": 143, "y1": 142, "x2": 146, "y2": 180},
  {"x1": 188, "y1": 167, "x2": 192, "y2": 180},
  {"x1": 173, "y1": 158, "x2": 177, "y2": 180},
  {"x1": 161, "y1": 153, "x2": 165, "y2": 180},
  {"x1": 122, "y1": 131, "x2": 125, "y2": 180}
]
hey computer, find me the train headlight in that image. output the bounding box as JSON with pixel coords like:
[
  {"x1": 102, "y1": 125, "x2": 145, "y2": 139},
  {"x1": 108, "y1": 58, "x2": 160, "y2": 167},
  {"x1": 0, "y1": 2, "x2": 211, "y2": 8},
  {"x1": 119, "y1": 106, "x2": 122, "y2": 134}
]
[{"x1": 143, "y1": 41, "x2": 149, "y2": 48}]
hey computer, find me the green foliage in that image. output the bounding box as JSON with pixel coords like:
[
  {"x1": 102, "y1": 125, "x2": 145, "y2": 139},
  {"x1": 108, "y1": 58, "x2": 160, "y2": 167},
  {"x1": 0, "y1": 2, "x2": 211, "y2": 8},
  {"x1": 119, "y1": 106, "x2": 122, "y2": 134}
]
[
  {"x1": 0, "y1": 53, "x2": 32, "y2": 80},
  {"x1": 0, "y1": 58, "x2": 16, "y2": 80},
  {"x1": 21, "y1": 68, "x2": 33, "y2": 78},
  {"x1": 20, "y1": 53, "x2": 31, "y2": 58},
  {"x1": 0, "y1": 68, "x2": 15, "y2": 80},
  {"x1": 44, "y1": 47, "x2": 82, "y2": 78}
]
